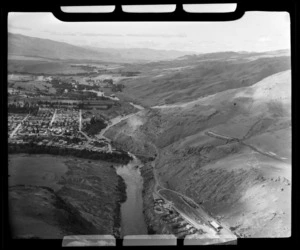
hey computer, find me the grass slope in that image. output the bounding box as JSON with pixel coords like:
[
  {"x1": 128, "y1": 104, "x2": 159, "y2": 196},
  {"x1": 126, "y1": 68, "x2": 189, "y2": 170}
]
[
  {"x1": 106, "y1": 70, "x2": 291, "y2": 237},
  {"x1": 120, "y1": 53, "x2": 290, "y2": 106}
]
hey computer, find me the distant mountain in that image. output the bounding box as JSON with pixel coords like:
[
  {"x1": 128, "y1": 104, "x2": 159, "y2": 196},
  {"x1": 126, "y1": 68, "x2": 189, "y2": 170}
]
[
  {"x1": 118, "y1": 50, "x2": 291, "y2": 106},
  {"x1": 8, "y1": 33, "x2": 195, "y2": 63},
  {"x1": 8, "y1": 33, "x2": 110, "y2": 61},
  {"x1": 177, "y1": 49, "x2": 290, "y2": 61},
  {"x1": 85, "y1": 46, "x2": 196, "y2": 63}
]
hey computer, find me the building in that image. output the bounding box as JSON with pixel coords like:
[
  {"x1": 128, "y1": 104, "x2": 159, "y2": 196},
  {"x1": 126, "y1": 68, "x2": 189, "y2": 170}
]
[
  {"x1": 209, "y1": 221, "x2": 223, "y2": 232},
  {"x1": 162, "y1": 201, "x2": 174, "y2": 210},
  {"x1": 8, "y1": 88, "x2": 19, "y2": 95}
]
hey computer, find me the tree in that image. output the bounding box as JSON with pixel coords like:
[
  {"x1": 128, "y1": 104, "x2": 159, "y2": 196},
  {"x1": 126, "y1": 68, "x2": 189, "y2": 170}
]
[{"x1": 112, "y1": 84, "x2": 121, "y2": 92}]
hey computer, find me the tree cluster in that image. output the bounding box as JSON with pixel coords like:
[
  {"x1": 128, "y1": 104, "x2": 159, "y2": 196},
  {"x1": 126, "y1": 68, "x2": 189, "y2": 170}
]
[
  {"x1": 8, "y1": 142, "x2": 132, "y2": 164},
  {"x1": 84, "y1": 117, "x2": 107, "y2": 136},
  {"x1": 111, "y1": 84, "x2": 125, "y2": 93},
  {"x1": 8, "y1": 103, "x2": 39, "y2": 115}
]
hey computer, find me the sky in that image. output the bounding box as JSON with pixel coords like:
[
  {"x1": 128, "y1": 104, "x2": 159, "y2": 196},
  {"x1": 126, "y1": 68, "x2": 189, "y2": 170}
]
[{"x1": 8, "y1": 11, "x2": 290, "y2": 53}]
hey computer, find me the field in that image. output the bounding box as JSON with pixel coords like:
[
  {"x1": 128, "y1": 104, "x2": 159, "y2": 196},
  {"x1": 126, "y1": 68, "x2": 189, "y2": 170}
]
[
  {"x1": 9, "y1": 154, "x2": 126, "y2": 239},
  {"x1": 14, "y1": 82, "x2": 55, "y2": 94},
  {"x1": 8, "y1": 60, "x2": 88, "y2": 75},
  {"x1": 9, "y1": 154, "x2": 68, "y2": 191}
]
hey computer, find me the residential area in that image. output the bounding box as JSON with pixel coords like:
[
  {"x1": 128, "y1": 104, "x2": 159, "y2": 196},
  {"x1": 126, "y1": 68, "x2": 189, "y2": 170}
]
[{"x1": 8, "y1": 106, "x2": 113, "y2": 154}]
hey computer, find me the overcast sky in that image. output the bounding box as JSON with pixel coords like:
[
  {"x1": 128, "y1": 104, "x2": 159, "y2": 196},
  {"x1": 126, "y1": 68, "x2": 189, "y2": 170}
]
[{"x1": 8, "y1": 11, "x2": 290, "y2": 53}]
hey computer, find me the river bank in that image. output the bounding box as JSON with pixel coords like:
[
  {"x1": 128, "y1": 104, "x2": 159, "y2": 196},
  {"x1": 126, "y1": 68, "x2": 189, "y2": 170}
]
[
  {"x1": 140, "y1": 162, "x2": 158, "y2": 234},
  {"x1": 8, "y1": 142, "x2": 132, "y2": 164},
  {"x1": 140, "y1": 162, "x2": 174, "y2": 235}
]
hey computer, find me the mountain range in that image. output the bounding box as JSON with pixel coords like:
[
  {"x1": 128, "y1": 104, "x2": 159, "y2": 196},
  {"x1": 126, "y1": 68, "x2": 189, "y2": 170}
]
[{"x1": 8, "y1": 33, "x2": 195, "y2": 63}]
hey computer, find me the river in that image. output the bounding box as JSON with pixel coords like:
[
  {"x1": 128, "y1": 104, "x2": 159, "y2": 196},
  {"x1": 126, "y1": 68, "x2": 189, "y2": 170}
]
[
  {"x1": 116, "y1": 153, "x2": 148, "y2": 236},
  {"x1": 97, "y1": 106, "x2": 148, "y2": 237}
]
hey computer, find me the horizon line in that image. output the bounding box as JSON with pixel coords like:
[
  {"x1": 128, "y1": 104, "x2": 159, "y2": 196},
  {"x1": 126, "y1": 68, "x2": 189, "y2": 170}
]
[{"x1": 8, "y1": 31, "x2": 290, "y2": 55}]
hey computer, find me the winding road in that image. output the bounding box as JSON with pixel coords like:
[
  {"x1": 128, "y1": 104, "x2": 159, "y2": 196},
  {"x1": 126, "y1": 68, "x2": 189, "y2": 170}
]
[
  {"x1": 49, "y1": 109, "x2": 57, "y2": 126},
  {"x1": 79, "y1": 109, "x2": 82, "y2": 131},
  {"x1": 95, "y1": 103, "x2": 236, "y2": 240},
  {"x1": 150, "y1": 144, "x2": 236, "y2": 241},
  {"x1": 205, "y1": 130, "x2": 287, "y2": 162}
]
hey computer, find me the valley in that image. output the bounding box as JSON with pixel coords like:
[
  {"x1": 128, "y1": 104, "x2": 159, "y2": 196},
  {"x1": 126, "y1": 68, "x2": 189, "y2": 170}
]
[{"x1": 7, "y1": 32, "x2": 291, "y2": 242}]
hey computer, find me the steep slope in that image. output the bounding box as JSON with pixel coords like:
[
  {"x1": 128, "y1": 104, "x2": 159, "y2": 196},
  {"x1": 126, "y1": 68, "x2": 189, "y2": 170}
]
[
  {"x1": 105, "y1": 70, "x2": 291, "y2": 237},
  {"x1": 154, "y1": 71, "x2": 291, "y2": 237}
]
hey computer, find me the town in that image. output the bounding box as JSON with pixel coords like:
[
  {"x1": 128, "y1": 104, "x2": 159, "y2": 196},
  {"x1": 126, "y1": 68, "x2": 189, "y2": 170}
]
[
  {"x1": 8, "y1": 108, "x2": 112, "y2": 153},
  {"x1": 7, "y1": 70, "x2": 137, "y2": 164}
]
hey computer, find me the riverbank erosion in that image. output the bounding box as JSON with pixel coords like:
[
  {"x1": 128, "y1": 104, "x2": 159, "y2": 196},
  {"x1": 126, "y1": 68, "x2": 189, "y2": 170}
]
[
  {"x1": 106, "y1": 70, "x2": 291, "y2": 238},
  {"x1": 8, "y1": 154, "x2": 127, "y2": 239}
]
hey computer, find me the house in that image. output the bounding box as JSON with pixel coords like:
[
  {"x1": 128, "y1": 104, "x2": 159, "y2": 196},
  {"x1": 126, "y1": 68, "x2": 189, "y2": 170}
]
[{"x1": 162, "y1": 202, "x2": 173, "y2": 210}]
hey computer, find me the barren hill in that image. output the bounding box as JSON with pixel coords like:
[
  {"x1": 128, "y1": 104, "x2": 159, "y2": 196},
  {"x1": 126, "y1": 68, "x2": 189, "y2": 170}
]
[
  {"x1": 118, "y1": 51, "x2": 290, "y2": 106},
  {"x1": 8, "y1": 33, "x2": 194, "y2": 63},
  {"x1": 105, "y1": 70, "x2": 291, "y2": 237}
]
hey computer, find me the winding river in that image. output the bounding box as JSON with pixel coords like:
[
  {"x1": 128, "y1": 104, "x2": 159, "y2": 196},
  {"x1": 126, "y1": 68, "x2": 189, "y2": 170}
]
[{"x1": 99, "y1": 103, "x2": 148, "y2": 236}]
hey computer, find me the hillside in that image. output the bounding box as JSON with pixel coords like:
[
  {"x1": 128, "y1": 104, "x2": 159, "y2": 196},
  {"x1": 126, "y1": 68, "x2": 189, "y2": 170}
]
[
  {"x1": 8, "y1": 33, "x2": 193, "y2": 63},
  {"x1": 118, "y1": 50, "x2": 290, "y2": 106},
  {"x1": 8, "y1": 33, "x2": 110, "y2": 61},
  {"x1": 104, "y1": 70, "x2": 291, "y2": 237}
]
